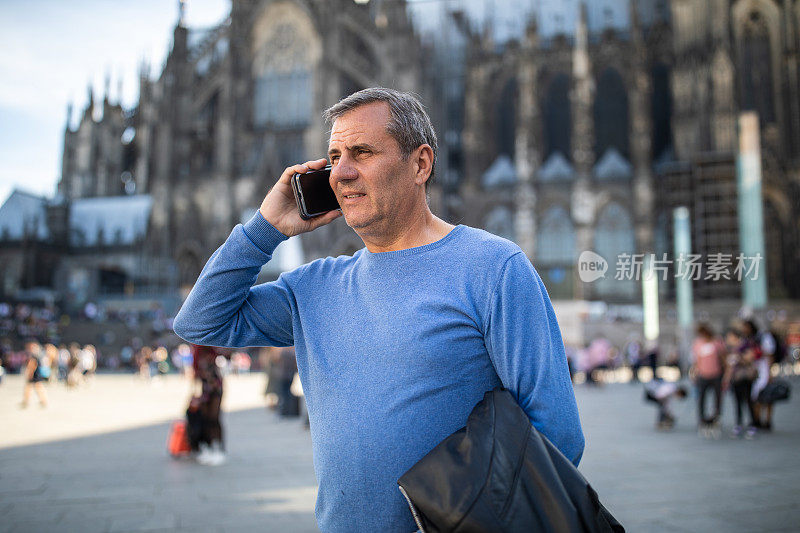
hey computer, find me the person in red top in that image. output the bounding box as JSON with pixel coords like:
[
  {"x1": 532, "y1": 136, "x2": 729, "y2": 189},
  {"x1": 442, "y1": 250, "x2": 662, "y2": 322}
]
[
  {"x1": 691, "y1": 323, "x2": 726, "y2": 433},
  {"x1": 191, "y1": 344, "x2": 226, "y2": 465}
]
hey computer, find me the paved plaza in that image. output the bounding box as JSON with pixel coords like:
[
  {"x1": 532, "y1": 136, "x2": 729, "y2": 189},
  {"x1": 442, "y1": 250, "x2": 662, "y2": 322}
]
[{"x1": 1, "y1": 372, "x2": 799, "y2": 532}]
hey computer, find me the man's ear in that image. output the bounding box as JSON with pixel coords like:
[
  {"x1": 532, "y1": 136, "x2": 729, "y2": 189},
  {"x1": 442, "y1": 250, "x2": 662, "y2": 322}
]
[{"x1": 413, "y1": 144, "x2": 434, "y2": 186}]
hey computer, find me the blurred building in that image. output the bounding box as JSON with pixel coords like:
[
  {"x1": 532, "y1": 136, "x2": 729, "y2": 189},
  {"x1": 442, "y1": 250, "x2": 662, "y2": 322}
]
[
  {"x1": 0, "y1": 0, "x2": 798, "y2": 312},
  {"x1": 0, "y1": 188, "x2": 154, "y2": 308},
  {"x1": 453, "y1": 0, "x2": 800, "y2": 302},
  {"x1": 0, "y1": 0, "x2": 420, "y2": 310}
]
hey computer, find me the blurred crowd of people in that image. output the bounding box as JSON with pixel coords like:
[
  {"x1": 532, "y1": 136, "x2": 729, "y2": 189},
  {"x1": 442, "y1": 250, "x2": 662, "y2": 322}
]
[
  {"x1": 2, "y1": 338, "x2": 256, "y2": 388},
  {"x1": 638, "y1": 318, "x2": 794, "y2": 439},
  {"x1": 562, "y1": 314, "x2": 797, "y2": 440},
  {"x1": 15, "y1": 340, "x2": 99, "y2": 408},
  {"x1": 2, "y1": 307, "x2": 287, "y2": 469},
  {"x1": 691, "y1": 319, "x2": 791, "y2": 438},
  {"x1": 567, "y1": 317, "x2": 797, "y2": 387},
  {"x1": 0, "y1": 299, "x2": 260, "y2": 378},
  {"x1": 566, "y1": 336, "x2": 680, "y2": 385},
  {"x1": 0, "y1": 302, "x2": 59, "y2": 348},
  {"x1": 0, "y1": 301, "x2": 172, "y2": 343},
  {"x1": 3, "y1": 297, "x2": 795, "y2": 446}
]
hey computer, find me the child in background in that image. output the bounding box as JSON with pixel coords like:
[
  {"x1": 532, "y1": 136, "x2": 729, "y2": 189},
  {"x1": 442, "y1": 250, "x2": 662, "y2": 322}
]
[{"x1": 645, "y1": 380, "x2": 688, "y2": 430}]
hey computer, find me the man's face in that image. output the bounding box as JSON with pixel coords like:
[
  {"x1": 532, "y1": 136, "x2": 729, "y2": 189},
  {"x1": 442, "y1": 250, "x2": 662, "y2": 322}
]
[{"x1": 327, "y1": 102, "x2": 418, "y2": 235}]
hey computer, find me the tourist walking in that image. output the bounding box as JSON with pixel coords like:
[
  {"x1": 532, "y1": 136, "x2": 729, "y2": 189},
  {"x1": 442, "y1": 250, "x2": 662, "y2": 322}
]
[{"x1": 20, "y1": 340, "x2": 49, "y2": 408}]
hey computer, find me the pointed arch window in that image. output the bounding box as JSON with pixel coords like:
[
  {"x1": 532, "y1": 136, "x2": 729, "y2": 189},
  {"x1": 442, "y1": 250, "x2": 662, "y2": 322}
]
[
  {"x1": 739, "y1": 11, "x2": 775, "y2": 124},
  {"x1": 536, "y1": 206, "x2": 576, "y2": 299},
  {"x1": 594, "y1": 68, "x2": 629, "y2": 159},
  {"x1": 763, "y1": 199, "x2": 786, "y2": 298},
  {"x1": 651, "y1": 63, "x2": 673, "y2": 161},
  {"x1": 484, "y1": 206, "x2": 516, "y2": 242},
  {"x1": 495, "y1": 78, "x2": 518, "y2": 159},
  {"x1": 543, "y1": 73, "x2": 572, "y2": 161},
  {"x1": 536, "y1": 206, "x2": 575, "y2": 265},
  {"x1": 254, "y1": 69, "x2": 312, "y2": 129},
  {"x1": 593, "y1": 202, "x2": 636, "y2": 298}
]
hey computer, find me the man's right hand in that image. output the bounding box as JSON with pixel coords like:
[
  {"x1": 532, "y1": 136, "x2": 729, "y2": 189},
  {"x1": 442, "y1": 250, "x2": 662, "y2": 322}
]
[{"x1": 259, "y1": 158, "x2": 342, "y2": 237}]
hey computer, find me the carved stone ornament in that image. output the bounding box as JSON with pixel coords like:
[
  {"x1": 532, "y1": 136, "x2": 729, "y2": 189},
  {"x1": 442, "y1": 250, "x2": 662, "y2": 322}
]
[
  {"x1": 251, "y1": 3, "x2": 321, "y2": 75},
  {"x1": 254, "y1": 22, "x2": 312, "y2": 74}
]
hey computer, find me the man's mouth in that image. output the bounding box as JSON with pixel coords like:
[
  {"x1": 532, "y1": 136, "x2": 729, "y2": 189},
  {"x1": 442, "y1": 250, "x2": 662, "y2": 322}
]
[{"x1": 342, "y1": 194, "x2": 365, "y2": 199}]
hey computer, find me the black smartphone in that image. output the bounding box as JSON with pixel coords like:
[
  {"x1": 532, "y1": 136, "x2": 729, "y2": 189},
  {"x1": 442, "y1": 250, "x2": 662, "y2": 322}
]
[{"x1": 291, "y1": 165, "x2": 340, "y2": 220}]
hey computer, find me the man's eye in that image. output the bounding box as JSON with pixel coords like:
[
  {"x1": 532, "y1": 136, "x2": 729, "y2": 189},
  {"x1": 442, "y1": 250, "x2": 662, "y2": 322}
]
[{"x1": 330, "y1": 156, "x2": 339, "y2": 164}]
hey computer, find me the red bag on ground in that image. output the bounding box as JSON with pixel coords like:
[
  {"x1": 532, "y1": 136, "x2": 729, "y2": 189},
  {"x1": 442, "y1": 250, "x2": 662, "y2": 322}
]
[{"x1": 167, "y1": 420, "x2": 192, "y2": 457}]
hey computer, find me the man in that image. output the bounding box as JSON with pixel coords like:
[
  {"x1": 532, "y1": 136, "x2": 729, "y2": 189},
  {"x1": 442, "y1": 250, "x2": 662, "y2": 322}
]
[{"x1": 174, "y1": 88, "x2": 583, "y2": 532}]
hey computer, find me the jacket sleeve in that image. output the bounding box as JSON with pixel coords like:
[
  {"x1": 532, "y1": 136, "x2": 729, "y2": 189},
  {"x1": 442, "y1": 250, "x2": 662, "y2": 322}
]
[
  {"x1": 484, "y1": 252, "x2": 585, "y2": 466},
  {"x1": 172, "y1": 213, "x2": 297, "y2": 348}
]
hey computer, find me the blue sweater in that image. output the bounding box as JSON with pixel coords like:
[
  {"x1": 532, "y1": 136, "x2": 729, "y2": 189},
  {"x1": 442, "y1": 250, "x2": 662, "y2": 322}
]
[{"x1": 173, "y1": 213, "x2": 584, "y2": 532}]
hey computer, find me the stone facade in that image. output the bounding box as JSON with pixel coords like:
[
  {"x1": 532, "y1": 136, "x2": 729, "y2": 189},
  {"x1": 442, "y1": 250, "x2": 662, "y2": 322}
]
[
  {"x1": 135, "y1": 0, "x2": 421, "y2": 293},
  {"x1": 60, "y1": 84, "x2": 131, "y2": 200},
  {"x1": 458, "y1": 0, "x2": 800, "y2": 301},
  {"x1": 51, "y1": 0, "x2": 421, "y2": 306}
]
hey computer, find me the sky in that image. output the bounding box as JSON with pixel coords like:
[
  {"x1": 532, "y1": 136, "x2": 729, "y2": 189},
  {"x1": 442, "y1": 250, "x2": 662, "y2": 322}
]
[{"x1": 0, "y1": 0, "x2": 230, "y2": 204}]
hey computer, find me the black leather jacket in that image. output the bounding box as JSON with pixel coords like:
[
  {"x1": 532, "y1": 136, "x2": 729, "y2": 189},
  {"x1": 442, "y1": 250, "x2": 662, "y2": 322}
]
[{"x1": 398, "y1": 388, "x2": 624, "y2": 533}]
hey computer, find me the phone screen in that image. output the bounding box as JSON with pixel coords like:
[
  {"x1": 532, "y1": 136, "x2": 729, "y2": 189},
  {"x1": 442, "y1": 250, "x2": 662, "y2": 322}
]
[{"x1": 296, "y1": 166, "x2": 339, "y2": 217}]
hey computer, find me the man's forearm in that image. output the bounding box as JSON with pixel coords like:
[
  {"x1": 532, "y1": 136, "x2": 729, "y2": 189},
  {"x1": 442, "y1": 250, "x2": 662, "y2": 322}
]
[
  {"x1": 173, "y1": 214, "x2": 289, "y2": 348},
  {"x1": 485, "y1": 252, "x2": 585, "y2": 465}
]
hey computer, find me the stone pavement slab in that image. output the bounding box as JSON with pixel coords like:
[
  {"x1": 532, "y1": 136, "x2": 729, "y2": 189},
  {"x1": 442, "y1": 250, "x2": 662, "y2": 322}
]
[{"x1": 2, "y1": 373, "x2": 799, "y2": 532}]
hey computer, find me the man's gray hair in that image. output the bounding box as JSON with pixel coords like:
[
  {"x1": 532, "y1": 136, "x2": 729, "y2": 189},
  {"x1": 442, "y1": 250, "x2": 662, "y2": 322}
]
[{"x1": 323, "y1": 87, "x2": 438, "y2": 188}]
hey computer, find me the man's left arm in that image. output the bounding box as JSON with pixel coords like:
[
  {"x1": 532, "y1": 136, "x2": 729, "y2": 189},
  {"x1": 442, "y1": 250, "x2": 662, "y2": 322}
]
[{"x1": 484, "y1": 252, "x2": 585, "y2": 466}]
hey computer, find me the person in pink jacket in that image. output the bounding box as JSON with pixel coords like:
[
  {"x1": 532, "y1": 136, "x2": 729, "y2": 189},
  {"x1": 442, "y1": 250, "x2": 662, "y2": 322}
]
[{"x1": 691, "y1": 323, "x2": 726, "y2": 435}]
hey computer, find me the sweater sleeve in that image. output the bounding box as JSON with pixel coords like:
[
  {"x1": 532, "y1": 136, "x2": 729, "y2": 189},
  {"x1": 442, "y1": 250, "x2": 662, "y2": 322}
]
[
  {"x1": 172, "y1": 212, "x2": 297, "y2": 348},
  {"x1": 484, "y1": 252, "x2": 585, "y2": 466}
]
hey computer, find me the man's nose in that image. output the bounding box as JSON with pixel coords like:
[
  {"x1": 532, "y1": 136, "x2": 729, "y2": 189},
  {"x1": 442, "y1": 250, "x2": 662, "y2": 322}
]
[{"x1": 330, "y1": 159, "x2": 358, "y2": 186}]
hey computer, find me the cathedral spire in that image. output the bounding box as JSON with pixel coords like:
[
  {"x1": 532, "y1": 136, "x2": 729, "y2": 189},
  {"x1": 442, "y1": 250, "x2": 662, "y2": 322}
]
[
  {"x1": 178, "y1": 0, "x2": 187, "y2": 27},
  {"x1": 65, "y1": 102, "x2": 73, "y2": 130},
  {"x1": 138, "y1": 57, "x2": 150, "y2": 81},
  {"x1": 525, "y1": 15, "x2": 538, "y2": 46},
  {"x1": 571, "y1": 0, "x2": 594, "y2": 176},
  {"x1": 84, "y1": 83, "x2": 95, "y2": 121},
  {"x1": 575, "y1": 2, "x2": 588, "y2": 58},
  {"x1": 104, "y1": 71, "x2": 111, "y2": 105},
  {"x1": 629, "y1": 0, "x2": 646, "y2": 56},
  {"x1": 630, "y1": 0, "x2": 642, "y2": 42}
]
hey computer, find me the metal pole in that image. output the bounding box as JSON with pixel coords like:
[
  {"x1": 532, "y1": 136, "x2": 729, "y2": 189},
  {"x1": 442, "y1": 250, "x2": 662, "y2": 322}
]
[
  {"x1": 736, "y1": 112, "x2": 768, "y2": 309},
  {"x1": 674, "y1": 206, "x2": 693, "y2": 374},
  {"x1": 642, "y1": 254, "x2": 660, "y2": 343}
]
